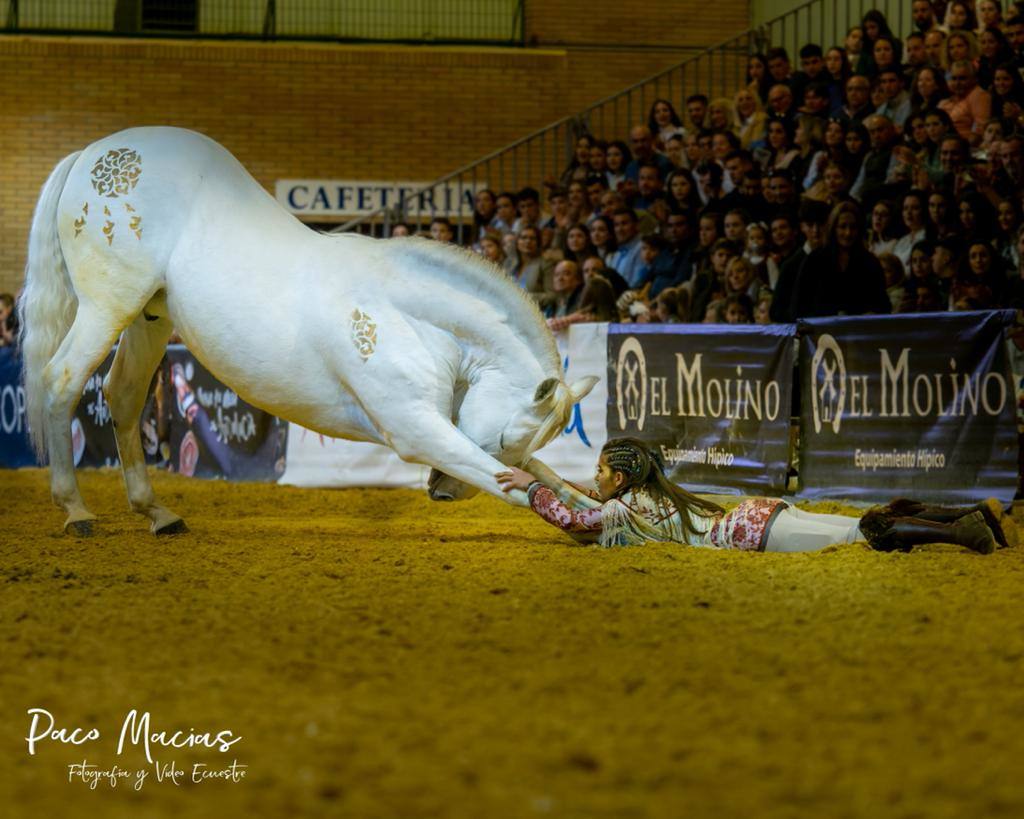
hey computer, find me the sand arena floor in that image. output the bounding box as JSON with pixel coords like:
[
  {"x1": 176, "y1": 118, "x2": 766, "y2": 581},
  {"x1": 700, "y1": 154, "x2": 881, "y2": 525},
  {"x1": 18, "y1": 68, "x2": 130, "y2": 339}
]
[{"x1": 1, "y1": 467, "x2": 1023, "y2": 819}]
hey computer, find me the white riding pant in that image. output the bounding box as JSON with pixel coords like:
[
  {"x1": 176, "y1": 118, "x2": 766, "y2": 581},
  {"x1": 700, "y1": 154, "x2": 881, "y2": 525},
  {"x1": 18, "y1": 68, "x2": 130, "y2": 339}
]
[{"x1": 763, "y1": 505, "x2": 863, "y2": 553}]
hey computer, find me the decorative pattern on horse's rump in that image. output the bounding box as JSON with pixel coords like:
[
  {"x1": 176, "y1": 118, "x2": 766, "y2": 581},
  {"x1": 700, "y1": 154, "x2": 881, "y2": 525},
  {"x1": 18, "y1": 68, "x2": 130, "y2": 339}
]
[
  {"x1": 75, "y1": 148, "x2": 145, "y2": 244},
  {"x1": 350, "y1": 309, "x2": 378, "y2": 360},
  {"x1": 90, "y1": 148, "x2": 142, "y2": 198}
]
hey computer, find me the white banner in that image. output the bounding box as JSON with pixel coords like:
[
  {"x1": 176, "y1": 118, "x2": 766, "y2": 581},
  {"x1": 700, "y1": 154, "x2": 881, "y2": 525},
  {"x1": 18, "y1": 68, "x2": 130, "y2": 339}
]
[
  {"x1": 275, "y1": 179, "x2": 486, "y2": 218},
  {"x1": 280, "y1": 324, "x2": 610, "y2": 489}
]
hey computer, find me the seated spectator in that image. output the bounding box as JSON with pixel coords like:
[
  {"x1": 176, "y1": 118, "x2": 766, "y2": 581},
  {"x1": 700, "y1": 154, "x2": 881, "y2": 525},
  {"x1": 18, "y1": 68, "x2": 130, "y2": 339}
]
[
  {"x1": 390, "y1": 222, "x2": 412, "y2": 238},
  {"x1": 665, "y1": 168, "x2": 701, "y2": 212},
  {"x1": 605, "y1": 140, "x2": 632, "y2": 192},
  {"x1": 626, "y1": 125, "x2": 674, "y2": 181},
  {"x1": 734, "y1": 88, "x2": 768, "y2": 148},
  {"x1": 492, "y1": 191, "x2": 518, "y2": 236},
  {"x1": 563, "y1": 222, "x2": 596, "y2": 263},
  {"x1": 477, "y1": 232, "x2": 506, "y2": 267},
  {"x1": 790, "y1": 200, "x2": 892, "y2": 317},
  {"x1": 429, "y1": 217, "x2": 455, "y2": 243},
  {"x1": 724, "y1": 256, "x2": 764, "y2": 302},
  {"x1": 877, "y1": 252, "x2": 909, "y2": 311},
  {"x1": 506, "y1": 225, "x2": 555, "y2": 303},
  {"x1": 633, "y1": 162, "x2": 666, "y2": 211},
  {"x1": 938, "y1": 61, "x2": 991, "y2": 146},
  {"x1": 472, "y1": 189, "x2": 496, "y2": 240},
  {"x1": 875, "y1": 68, "x2": 912, "y2": 127},
  {"x1": 708, "y1": 98, "x2": 739, "y2": 135},
  {"x1": 771, "y1": 198, "x2": 830, "y2": 322},
  {"x1": 754, "y1": 292, "x2": 774, "y2": 324},
  {"x1": 837, "y1": 76, "x2": 874, "y2": 126},
  {"x1": 652, "y1": 286, "x2": 690, "y2": 324},
  {"x1": 588, "y1": 214, "x2": 618, "y2": 262},
  {"x1": 868, "y1": 199, "x2": 899, "y2": 256},
  {"x1": 723, "y1": 293, "x2": 755, "y2": 323},
  {"x1": 544, "y1": 260, "x2": 586, "y2": 324},
  {"x1": 560, "y1": 134, "x2": 594, "y2": 186},
  {"x1": 581, "y1": 254, "x2": 630, "y2": 297},
  {"x1": 607, "y1": 208, "x2": 645, "y2": 287},
  {"x1": 685, "y1": 94, "x2": 710, "y2": 133},
  {"x1": 648, "y1": 98, "x2": 685, "y2": 149}
]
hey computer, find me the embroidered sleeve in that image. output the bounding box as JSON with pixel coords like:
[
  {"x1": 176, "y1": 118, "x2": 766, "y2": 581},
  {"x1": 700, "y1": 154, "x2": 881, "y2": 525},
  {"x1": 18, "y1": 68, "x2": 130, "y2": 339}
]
[{"x1": 528, "y1": 485, "x2": 604, "y2": 534}]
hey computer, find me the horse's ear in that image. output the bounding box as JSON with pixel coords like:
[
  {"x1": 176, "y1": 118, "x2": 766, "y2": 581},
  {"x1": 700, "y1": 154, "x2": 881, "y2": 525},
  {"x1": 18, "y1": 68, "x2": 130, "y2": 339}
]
[
  {"x1": 533, "y1": 377, "x2": 560, "y2": 406},
  {"x1": 569, "y1": 376, "x2": 599, "y2": 403}
]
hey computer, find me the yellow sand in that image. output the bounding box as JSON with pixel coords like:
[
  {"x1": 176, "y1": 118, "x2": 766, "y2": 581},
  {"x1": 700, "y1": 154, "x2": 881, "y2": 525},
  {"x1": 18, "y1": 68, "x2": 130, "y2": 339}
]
[{"x1": 1, "y1": 468, "x2": 1022, "y2": 819}]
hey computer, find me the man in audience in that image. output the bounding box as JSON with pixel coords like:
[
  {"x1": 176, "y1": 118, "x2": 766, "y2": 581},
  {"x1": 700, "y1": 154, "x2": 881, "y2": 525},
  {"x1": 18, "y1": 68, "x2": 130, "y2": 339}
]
[
  {"x1": 608, "y1": 208, "x2": 645, "y2": 287},
  {"x1": 626, "y1": 125, "x2": 673, "y2": 181},
  {"x1": 836, "y1": 75, "x2": 873, "y2": 125},
  {"x1": 875, "y1": 69, "x2": 911, "y2": 128}
]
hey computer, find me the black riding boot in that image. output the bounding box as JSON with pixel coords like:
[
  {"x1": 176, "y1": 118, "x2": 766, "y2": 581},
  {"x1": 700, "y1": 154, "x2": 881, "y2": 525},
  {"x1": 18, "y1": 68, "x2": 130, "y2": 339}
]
[
  {"x1": 873, "y1": 498, "x2": 1008, "y2": 549},
  {"x1": 860, "y1": 511, "x2": 997, "y2": 554}
]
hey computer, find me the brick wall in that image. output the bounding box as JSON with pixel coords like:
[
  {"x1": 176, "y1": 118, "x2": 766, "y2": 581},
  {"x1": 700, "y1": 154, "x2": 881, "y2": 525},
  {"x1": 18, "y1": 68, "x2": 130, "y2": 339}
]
[{"x1": 0, "y1": 1, "x2": 748, "y2": 293}]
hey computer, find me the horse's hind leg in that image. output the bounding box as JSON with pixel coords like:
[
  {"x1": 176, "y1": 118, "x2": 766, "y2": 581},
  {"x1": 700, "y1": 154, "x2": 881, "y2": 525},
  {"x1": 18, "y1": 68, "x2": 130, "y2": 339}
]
[
  {"x1": 41, "y1": 303, "x2": 122, "y2": 535},
  {"x1": 103, "y1": 315, "x2": 186, "y2": 535}
]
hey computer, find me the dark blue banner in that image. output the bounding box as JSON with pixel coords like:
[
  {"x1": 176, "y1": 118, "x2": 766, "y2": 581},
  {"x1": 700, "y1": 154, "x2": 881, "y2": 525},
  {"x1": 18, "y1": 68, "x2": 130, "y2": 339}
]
[
  {"x1": 0, "y1": 346, "x2": 35, "y2": 468},
  {"x1": 798, "y1": 311, "x2": 1018, "y2": 504},
  {"x1": 165, "y1": 346, "x2": 287, "y2": 482},
  {"x1": 607, "y1": 323, "x2": 797, "y2": 495}
]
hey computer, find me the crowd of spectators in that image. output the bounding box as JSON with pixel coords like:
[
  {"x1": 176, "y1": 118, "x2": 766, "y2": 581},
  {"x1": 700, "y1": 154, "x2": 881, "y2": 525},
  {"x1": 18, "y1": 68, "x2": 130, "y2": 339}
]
[{"x1": 398, "y1": 1, "x2": 1024, "y2": 333}]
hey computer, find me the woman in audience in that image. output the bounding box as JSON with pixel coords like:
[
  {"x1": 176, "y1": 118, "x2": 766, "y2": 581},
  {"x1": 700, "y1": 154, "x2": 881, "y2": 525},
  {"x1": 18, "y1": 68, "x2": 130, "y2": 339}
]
[
  {"x1": 990, "y1": 65, "x2": 1024, "y2": 121},
  {"x1": 605, "y1": 139, "x2": 632, "y2": 193},
  {"x1": 648, "y1": 98, "x2": 685, "y2": 149},
  {"x1": 891, "y1": 189, "x2": 932, "y2": 271},
  {"x1": 734, "y1": 88, "x2": 767, "y2": 148},
  {"x1": 747, "y1": 53, "x2": 772, "y2": 103},
  {"x1": 761, "y1": 116, "x2": 799, "y2": 173},
  {"x1": 793, "y1": 115, "x2": 827, "y2": 190},
  {"x1": 977, "y1": 27, "x2": 1012, "y2": 88},
  {"x1": 588, "y1": 215, "x2": 618, "y2": 262},
  {"x1": 665, "y1": 168, "x2": 701, "y2": 212},
  {"x1": 911, "y1": 66, "x2": 950, "y2": 116},
  {"x1": 867, "y1": 199, "x2": 899, "y2": 257}
]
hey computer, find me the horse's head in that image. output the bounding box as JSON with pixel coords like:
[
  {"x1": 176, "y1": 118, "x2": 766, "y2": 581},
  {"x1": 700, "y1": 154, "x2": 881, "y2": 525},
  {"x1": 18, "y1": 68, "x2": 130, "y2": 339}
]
[{"x1": 428, "y1": 375, "x2": 599, "y2": 501}]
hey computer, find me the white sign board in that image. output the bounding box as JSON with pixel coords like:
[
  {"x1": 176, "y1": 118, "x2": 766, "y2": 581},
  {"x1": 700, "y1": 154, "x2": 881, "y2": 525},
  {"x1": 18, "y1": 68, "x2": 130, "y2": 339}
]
[{"x1": 275, "y1": 179, "x2": 486, "y2": 218}]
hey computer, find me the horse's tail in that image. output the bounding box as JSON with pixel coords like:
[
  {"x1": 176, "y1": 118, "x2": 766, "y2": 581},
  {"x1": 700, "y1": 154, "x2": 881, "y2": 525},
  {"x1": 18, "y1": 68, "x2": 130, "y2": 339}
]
[{"x1": 18, "y1": 150, "x2": 82, "y2": 462}]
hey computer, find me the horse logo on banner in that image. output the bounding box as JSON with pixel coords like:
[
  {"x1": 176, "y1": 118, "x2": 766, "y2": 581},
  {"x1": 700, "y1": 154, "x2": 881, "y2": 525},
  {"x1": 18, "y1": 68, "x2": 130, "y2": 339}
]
[
  {"x1": 615, "y1": 337, "x2": 647, "y2": 432},
  {"x1": 810, "y1": 333, "x2": 847, "y2": 434}
]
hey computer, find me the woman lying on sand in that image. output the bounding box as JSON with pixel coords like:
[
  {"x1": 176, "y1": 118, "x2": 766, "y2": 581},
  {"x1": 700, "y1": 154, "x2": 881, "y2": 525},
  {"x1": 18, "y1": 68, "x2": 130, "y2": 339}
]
[{"x1": 496, "y1": 437, "x2": 1005, "y2": 554}]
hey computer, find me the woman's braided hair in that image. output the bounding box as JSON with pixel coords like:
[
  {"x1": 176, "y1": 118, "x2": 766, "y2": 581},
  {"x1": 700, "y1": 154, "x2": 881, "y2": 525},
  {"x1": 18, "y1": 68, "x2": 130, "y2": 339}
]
[{"x1": 601, "y1": 437, "x2": 724, "y2": 535}]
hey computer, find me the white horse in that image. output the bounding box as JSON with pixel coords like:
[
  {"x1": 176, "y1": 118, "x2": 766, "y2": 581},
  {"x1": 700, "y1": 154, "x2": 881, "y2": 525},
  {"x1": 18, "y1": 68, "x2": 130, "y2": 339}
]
[{"x1": 19, "y1": 126, "x2": 596, "y2": 535}]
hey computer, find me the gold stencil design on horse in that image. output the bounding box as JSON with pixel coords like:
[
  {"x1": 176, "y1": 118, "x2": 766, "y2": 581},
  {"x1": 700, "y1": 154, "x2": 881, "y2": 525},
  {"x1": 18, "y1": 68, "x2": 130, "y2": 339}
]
[
  {"x1": 73, "y1": 203, "x2": 88, "y2": 238},
  {"x1": 350, "y1": 309, "x2": 378, "y2": 360},
  {"x1": 90, "y1": 148, "x2": 142, "y2": 198}
]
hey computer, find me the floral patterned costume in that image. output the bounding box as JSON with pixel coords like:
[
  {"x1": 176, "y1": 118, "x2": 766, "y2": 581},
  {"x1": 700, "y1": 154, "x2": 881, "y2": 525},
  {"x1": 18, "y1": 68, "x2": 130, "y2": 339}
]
[{"x1": 526, "y1": 480, "x2": 786, "y2": 550}]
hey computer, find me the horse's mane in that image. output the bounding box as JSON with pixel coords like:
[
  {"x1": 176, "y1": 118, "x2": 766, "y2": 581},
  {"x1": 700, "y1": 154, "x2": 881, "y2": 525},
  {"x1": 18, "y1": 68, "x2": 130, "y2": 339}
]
[{"x1": 347, "y1": 234, "x2": 562, "y2": 375}]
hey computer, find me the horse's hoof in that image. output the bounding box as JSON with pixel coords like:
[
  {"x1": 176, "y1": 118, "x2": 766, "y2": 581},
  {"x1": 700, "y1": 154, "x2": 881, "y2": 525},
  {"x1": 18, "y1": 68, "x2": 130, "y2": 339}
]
[
  {"x1": 65, "y1": 520, "x2": 95, "y2": 537},
  {"x1": 154, "y1": 519, "x2": 189, "y2": 536}
]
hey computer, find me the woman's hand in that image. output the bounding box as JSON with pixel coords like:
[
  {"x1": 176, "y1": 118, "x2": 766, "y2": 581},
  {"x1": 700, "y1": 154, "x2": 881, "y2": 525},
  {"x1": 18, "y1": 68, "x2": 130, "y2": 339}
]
[{"x1": 495, "y1": 467, "x2": 536, "y2": 493}]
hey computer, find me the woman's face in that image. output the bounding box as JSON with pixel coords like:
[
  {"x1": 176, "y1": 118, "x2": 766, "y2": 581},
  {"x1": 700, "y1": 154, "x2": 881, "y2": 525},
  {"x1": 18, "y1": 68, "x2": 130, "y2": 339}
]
[
  {"x1": 947, "y1": 3, "x2": 968, "y2": 29},
  {"x1": 984, "y1": 120, "x2": 1005, "y2": 145},
  {"x1": 998, "y1": 201, "x2": 1017, "y2": 232},
  {"x1": 709, "y1": 105, "x2": 728, "y2": 130},
  {"x1": 903, "y1": 196, "x2": 924, "y2": 229},
  {"x1": 825, "y1": 120, "x2": 845, "y2": 147},
  {"x1": 835, "y1": 212, "x2": 859, "y2": 248},
  {"x1": 916, "y1": 69, "x2": 938, "y2": 101},
  {"x1": 969, "y1": 243, "x2": 992, "y2": 274},
  {"x1": 845, "y1": 130, "x2": 864, "y2": 154},
  {"x1": 768, "y1": 122, "x2": 787, "y2": 149},
  {"x1": 872, "y1": 203, "x2": 891, "y2": 233},
  {"x1": 994, "y1": 69, "x2": 1014, "y2": 97},
  {"x1": 980, "y1": 0, "x2": 1000, "y2": 26},
  {"x1": 911, "y1": 117, "x2": 927, "y2": 145},
  {"x1": 825, "y1": 48, "x2": 844, "y2": 76},
  {"x1": 726, "y1": 260, "x2": 753, "y2": 291},
  {"x1": 948, "y1": 35, "x2": 970, "y2": 62},
  {"x1": 736, "y1": 90, "x2": 756, "y2": 117},
  {"x1": 606, "y1": 145, "x2": 623, "y2": 171},
  {"x1": 480, "y1": 238, "x2": 501, "y2": 262},
  {"x1": 748, "y1": 57, "x2": 765, "y2": 80},
  {"x1": 825, "y1": 165, "x2": 847, "y2": 193},
  {"x1": 568, "y1": 183, "x2": 585, "y2": 207},
  {"x1": 517, "y1": 229, "x2": 539, "y2": 258},
  {"x1": 653, "y1": 101, "x2": 673, "y2": 127},
  {"x1": 864, "y1": 20, "x2": 879, "y2": 40},
  {"x1": 846, "y1": 27, "x2": 863, "y2": 54},
  {"x1": 575, "y1": 137, "x2": 592, "y2": 164},
  {"x1": 924, "y1": 113, "x2": 946, "y2": 143},
  {"x1": 670, "y1": 174, "x2": 691, "y2": 202},
  {"x1": 874, "y1": 39, "x2": 894, "y2": 66},
  {"x1": 699, "y1": 217, "x2": 717, "y2": 247},
  {"x1": 589, "y1": 220, "x2": 609, "y2": 247},
  {"x1": 594, "y1": 455, "x2": 621, "y2": 500},
  {"x1": 911, "y1": 249, "x2": 931, "y2": 278},
  {"x1": 567, "y1": 226, "x2": 588, "y2": 252},
  {"x1": 959, "y1": 200, "x2": 976, "y2": 229},
  {"x1": 929, "y1": 194, "x2": 947, "y2": 224},
  {"x1": 684, "y1": 134, "x2": 701, "y2": 161},
  {"x1": 589, "y1": 145, "x2": 606, "y2": 171},
  {"x1": 980, "y1": 30, "x2": 999, "y2": 58}
]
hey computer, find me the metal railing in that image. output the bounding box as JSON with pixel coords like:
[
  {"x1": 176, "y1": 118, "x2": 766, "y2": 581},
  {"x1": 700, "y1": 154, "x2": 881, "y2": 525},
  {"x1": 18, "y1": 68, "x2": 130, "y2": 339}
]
[
  {"x1": 334, "y1": 0, "x2": 916, "y2": 240},
  {"x1": 3, "y1": 0, "x2": 525, "y2": 45}
]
